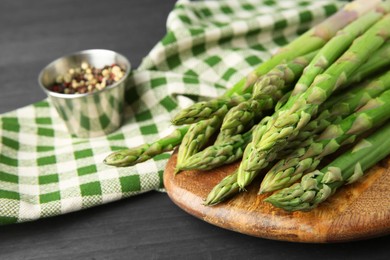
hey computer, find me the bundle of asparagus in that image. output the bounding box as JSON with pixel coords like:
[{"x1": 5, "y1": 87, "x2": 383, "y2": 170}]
[
  {"x1": 105, "y1": 0, "x2": 390, "y2": 212},
  {"x1": 265, "y1": 120, "x2": 390, "y2": 211}
]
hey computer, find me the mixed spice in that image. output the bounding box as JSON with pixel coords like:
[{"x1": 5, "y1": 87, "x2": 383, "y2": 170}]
[{"x1": 48, "y1": 62, "x2": 125, "y2": 94}]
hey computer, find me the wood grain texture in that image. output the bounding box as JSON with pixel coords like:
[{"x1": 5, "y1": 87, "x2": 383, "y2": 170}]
[{"x1": 164, "y1": 151, "x2": 390, "y2": 243}]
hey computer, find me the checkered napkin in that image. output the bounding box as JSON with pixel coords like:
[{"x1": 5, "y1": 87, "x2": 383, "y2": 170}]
[{"x1": 0, "y1": 0, "x2": 343, "y2": 224}]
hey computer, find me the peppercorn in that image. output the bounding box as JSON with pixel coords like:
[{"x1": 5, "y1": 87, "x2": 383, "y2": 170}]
[{"x1": 48, "y1": 62, "x2": 125, "y2": 94}]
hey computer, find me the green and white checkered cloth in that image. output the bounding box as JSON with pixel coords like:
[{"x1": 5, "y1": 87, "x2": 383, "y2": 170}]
[{"x1": 0, "y1": 0, "x2": 343, "y2": 224}]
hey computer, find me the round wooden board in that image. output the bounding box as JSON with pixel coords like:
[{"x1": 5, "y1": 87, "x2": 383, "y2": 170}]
[{"x1": 163, "y1": 151, "x2": 390, "y2": 243}]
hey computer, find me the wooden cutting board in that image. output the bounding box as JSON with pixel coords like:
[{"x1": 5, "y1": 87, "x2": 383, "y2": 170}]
[{"x1": 163, "y1": 151, "x2": 390, "y2": 243}]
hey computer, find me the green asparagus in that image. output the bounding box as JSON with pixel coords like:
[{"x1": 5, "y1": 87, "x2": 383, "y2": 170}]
[
  {"x1": 172, "y1": 93, "x2": 251, "y2": 125},
  {"x1": 224, "y1": 0, "x2": 381, "y2": 97},
  {"x1": 179, "y1": 128, "x2": 253, "y2": 171},
  {"x1": 290, "y1": 6, "x2": 386, "y2": 96},
  {"x1": 202, "y1": 5, "x2": 390, "y2": 206},
  {"x1": 265, "y1": 121, "x2": 390, "y2": 211},
  {"x1": 348, "y1": 40, "x2": 390, "y2": 83},
  {"x1": 173, "y1": 0, "x2": 376, "y2": 127},
  {"x1": 273, "y1": 43, "x2": 390, "y2": 145},
  {"x1": 206, "y1": 88, "x2": 390, "y2": 205},
  {"x1": 232, "y1": 10, "x2": 390, "y2": 188},
  {"x1": 240, "y1": 13, "x2": 390, "y2": 192},
  {"x1": 218, "y1": 52, "x2": 317, "y2": 139},
  {"x1": 104, "y1": 126, "x2": 189, "y2": 167},
  {"x1": 203, "y1": 77, "x2": 390, "y2": 204},
  {"x1": 260, "y1": 89, "x2": 390, "y2": 193},
  {"x1": 104, "y1": 1, "x2": 387, "y2": 179},
  {"x1": 204, "y1": 170, "x2": 240, "y2": 206},
  {"x1": 286, "y1": 69, "x2": 390, "y2": 149},
  {"x1": 175, "y1": 115, "x2": 222, "y2": 173},
  {"x1": 216, "y1": 97, "x2": 272, "y2": 141}
]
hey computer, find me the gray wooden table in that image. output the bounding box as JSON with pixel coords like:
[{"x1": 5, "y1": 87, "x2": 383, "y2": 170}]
[{"x1": 0, "y1": 1, "x2": 389, "y2": 259}]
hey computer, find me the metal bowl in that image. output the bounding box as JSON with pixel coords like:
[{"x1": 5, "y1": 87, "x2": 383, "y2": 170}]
[{"x1": 38, "y1": 49, "x2": 131, "y2": 138}]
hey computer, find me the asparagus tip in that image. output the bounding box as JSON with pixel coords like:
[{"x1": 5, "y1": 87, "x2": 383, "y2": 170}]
[
  {"x1": 203, "y1": 200, "x2": 214, "y2": 206},
  {"x1": 174, "y1": 167, "x2": 181, "y2": 175},
  {"x1": 103, "y1": 152, "x2": 125, "y2": 166},
  {"x1": 258, "y1": 187, "x2": 266, "y2": 195}
]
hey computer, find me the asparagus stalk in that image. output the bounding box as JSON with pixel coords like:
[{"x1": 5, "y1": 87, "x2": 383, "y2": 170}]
[
  {"x1": 204, "y1": 170, "x2": 240, "y2": 206},
  {"x1": 103, "y1": 126, "x2": 189, "y2": 167},
  {"x1": 348, "y1": 40, "x2": 390, "y2": 83},
  {"x1": 172, "y1": 93, "x2": 251, "y2": 125},
  {"x1": 273, "y1": 91, "x2": 292, "y2": 112},
  {"x1": 175, "y1": 115, "x2": 222, "y2": 172},
  {"x1": 172, "y1": 0, "x2": 377, "y2": 126},
  {"x1": 175, "y1": 10, "x2": 385, "y2": 172},
  {"x1": 240, "y1": 13, "x2": 390, "y2": 191},
  {"x1": 198, "y1": 2, "x2": 390, "y2": 206},
  {"x1": 286, "y1": 69, "x2": 390, "y2": 149},
  {"x1": 105, "y1": 63, "x2": 390, "y2": 168},
  {"x1": 174, "y1": 50, "x2": 316, "y2": 128},
  {"x1": 213, "y1": 40, "x2": 390, "y2": 150},
  {"x1": 179, "y1": 128, "x2": 253, "y2": 171},
  {"x1": 206, "y1": 89, "x2": 390, "y2": 205},
  {"x1": 218, "y1": 52, "x2": 317, "y2": 139},
  {"x1": 104, "y1": 1, "x2": 384, "y2": 170},
  {"x1": 215, "y1": 97, "x2": 273, "y2": 142},
  {"x1": 291, "y1": 6, "x2": 386, "y2": 96},
  {"x1": 252, "y1": 52, "x2": 318, "y2": 101},
  {"x1": 289, "y1": 43, "x2": 390, "y2": 143},
  {"x1": 224, "y1": 0, "x2": 381, "y2": 97},
  {"x1": 260, "y1": 89, "x2": 390, "y2": 193},
  {"x1": 203, "y1": 73, "x2": 390, "y2": 204},
  {"x1": 265, "y1": 121, "x2": 390, "y2": 211}
]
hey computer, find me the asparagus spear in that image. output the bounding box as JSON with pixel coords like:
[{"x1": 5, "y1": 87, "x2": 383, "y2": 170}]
[
  {"x1": 240, "y1": 13, "x2": 390, "y2": 191},
  {"x1": 179, "y1": 128, "x2": 253, "y2": 171},
  {"x1": 203, "y1": 71, "x2": 390, "y2": 204},
  {"x1": 289, "y1": 42, "x2": 390, "y2": 143},
  {"x1": 105, "y1": 65, "x2": 390, "y2": 168},
  {"x1": 175, "y1": 115, "x2": 222, "y2": 173},
  {"x1": 204, "y1": 170, "x2": 240, "y2": 206},
  {"x1": 148, "y1": 41, "x2": 390, "y2": 168},
  {"x1": 104, "y1": 126, "x2": 189, "y2": 167},
  {"x1": 222, "y1": 40, "x2": 390, "y2": 143},
  {"x1": 260, "y1": 89, "x2": 390, "y2": 193},
  {"x1": 286, "y1": 69, "x2": 390, "y2": 149},
  {"x1": 218, "y1": 52, "x2": 317, "y2": 139},
  {"x1": 172, "y1": 93, "x2": 251, "y2": 125},
  {"x1": 273, "y1": 91, "x2": 292, "y2": 112},
  {"x1": 174, "y1": 8, "x2": 385, "y2": 172},
  {"x1": 224, "y1": 0, "x2": 381, "y2": 97},
  {"x1": 348, "y1": 40, "x2": 390, "y2": 83},
  {"x1": 215, "y1": 97, "x2": 273, "y2": 142},
  {"x1": 252, "y1": 51, "x2": 319, "y2": 101},
  {"x1": 196, "y1": 3, "x2": 390, "y2": 206},
  {"x1": 174, "y1": 50, "x2": 316, "y2": 127},
  {"x1": 204, "y1": 118, "x2": 272, "y2": 205},
  {"x1": 265, "y1": 121, "x2": 390, "y2": 211},
  {"x1": 291, "y1": 6, "x2": 386, "y2": 96},
  {"x1": 104, "y1": 1, "x2": 383, "y2": 169},
  {"x1": 172, "y1": 0, "x2": 377, "y2": 126},
  {"x1": 206, "y1": 89, "x2": 390, "y2": 205}
]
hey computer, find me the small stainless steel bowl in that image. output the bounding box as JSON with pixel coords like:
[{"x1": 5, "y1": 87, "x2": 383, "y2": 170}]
[{"x1": 38, "y1": 49, "x2": 131, "y2": 138}]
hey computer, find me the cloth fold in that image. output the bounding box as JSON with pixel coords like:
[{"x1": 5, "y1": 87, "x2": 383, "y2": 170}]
[{"x1": 0, "y1": 0, "x2": 342, "y2": 224}]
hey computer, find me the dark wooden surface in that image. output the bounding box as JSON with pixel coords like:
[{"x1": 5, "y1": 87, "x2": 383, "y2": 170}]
[{"x1": 0, "y1": 1, "x2": 389, "y2": 259}]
